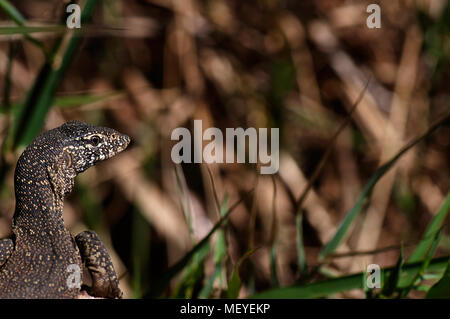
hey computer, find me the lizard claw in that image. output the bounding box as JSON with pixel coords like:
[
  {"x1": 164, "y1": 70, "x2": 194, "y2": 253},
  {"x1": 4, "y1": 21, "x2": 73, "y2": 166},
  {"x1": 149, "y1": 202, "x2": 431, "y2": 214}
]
[{"x1": 75, "y1": 230, "x2": 123, "y2": 299}]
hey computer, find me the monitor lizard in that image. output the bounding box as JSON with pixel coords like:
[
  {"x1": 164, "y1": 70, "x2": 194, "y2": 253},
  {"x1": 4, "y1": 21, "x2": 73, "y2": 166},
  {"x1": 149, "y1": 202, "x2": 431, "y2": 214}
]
[{"x1": 0, "y1": 121, "x2": 129, "y2": 298}]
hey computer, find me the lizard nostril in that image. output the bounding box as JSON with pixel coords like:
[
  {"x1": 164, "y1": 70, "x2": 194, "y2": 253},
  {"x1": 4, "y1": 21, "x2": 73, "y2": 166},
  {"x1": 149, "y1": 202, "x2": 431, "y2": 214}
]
[{"x1": 111, "y1": 133, "x2": 119, "y2": 140}]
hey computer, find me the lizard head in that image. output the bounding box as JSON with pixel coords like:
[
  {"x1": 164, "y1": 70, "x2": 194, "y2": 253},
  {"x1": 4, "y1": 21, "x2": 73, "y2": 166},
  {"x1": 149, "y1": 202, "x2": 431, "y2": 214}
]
[
  {"x1": 13, "y1": 121, "x2": 130, "y2": 218},
  {"x1": 59, "y1": 121, "x2": 130, "y2": 174}
]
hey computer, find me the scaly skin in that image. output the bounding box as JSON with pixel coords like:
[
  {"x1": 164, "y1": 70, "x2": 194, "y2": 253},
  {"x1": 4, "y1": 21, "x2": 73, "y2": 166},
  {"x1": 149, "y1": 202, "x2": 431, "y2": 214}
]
[{"x1": 0, "y1": 121, "x2": 129, "y2": 298}]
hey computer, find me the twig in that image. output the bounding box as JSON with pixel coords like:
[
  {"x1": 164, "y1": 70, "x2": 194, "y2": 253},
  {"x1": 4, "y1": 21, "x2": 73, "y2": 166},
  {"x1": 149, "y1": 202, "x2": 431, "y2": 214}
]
[{"x1": 295, "y1": 77, "x2": 370, "y2": 215}]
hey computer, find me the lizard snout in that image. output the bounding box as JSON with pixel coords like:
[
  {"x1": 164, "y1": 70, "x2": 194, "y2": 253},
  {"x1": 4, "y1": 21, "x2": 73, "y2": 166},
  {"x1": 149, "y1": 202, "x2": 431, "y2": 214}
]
[{"x1": 114, "y1": 132, "x2": 130, "y2": 153}]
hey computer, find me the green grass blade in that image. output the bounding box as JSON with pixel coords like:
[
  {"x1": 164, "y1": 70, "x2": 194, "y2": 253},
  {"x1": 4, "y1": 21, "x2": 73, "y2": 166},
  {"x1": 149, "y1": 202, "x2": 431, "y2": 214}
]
[
  {"x1": 214, "y1": 228, "x2": 227, "y2": 265},
  {"x1": 381, "y1": 245, "x2": 404, "y2": 297},
  {"x1": 1, "y1": 91, "x2": 123, "y2": 110},
  {"x1": 226, "y1": 249, "x2": 254, "y2": 299},
  {"x1": 199, "y1": 263, "x2": 222, "y2": 298},
  {"x1": 319, "y1": 115, "x2": 450, "y2": 260},
  {"x1": 0, "y1": 0, "x2": 47, "y2": 51},
  {"x1": 2, "y1": 41, "x2": 15, "y2": 111},
  {"x1": 426, "y1": 260, "x2": 450, "y2": 299},
  {"x1": 250, "y1": 256, "x2": 449, "y2": 299},
  {"x1": 53, "y1": 91, "x2": 123, "y2": 108},
  {"x1": 0, "y1": 25, "x2": 66, "y2": 35},
  {"x1": 145, "y1": 189, "x2": 253, "y2": 297},
  {"x1": 408, "y1": 193, "x2": 450, "y2": 263},
  {"x1": 0, "y1": 0, "x2": 26, "y2": 25},
  {"x1": 270, "y1": 243, "x2": 279, "y2": 287},
  {"x1": 171, "y1": 243, "x2": 210, "y2": 298},
  {"x1": 10, "y1": 0, "x2": 99, "y2": 149},
  {"x1": 198, "y1": 196, "x2": 229, "y2": 298},
  {"x1": 130, "y1": 208, "x2": 151, "y2": 298},
  {"x1": 174, "y1": 164, "x2": 194, "y2": 239},
  {"x1": 319, "y1": 159, "x2": 396, "y2": 260},
  {"x1": 400, "y1": 227, "x2": 443, "y2": 297}
]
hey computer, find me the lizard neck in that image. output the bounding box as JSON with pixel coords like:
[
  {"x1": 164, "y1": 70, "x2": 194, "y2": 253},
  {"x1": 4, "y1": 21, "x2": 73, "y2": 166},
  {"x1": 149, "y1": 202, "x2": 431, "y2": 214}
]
[{"x1": 13, "y1": 156, "x2": 68, "y2": 233}]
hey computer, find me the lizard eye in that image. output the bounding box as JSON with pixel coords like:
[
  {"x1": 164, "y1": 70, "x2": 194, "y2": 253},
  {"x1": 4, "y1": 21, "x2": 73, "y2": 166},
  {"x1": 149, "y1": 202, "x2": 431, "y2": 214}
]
[{"x1": 90, "y1": 135, "x2": 101, "y2": 146}]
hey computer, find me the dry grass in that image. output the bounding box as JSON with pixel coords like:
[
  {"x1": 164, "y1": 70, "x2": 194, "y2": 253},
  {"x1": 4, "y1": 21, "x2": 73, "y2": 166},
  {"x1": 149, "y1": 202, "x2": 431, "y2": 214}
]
[{"x1": 0, "y1": 0, "x2": 448, "y2": 298}]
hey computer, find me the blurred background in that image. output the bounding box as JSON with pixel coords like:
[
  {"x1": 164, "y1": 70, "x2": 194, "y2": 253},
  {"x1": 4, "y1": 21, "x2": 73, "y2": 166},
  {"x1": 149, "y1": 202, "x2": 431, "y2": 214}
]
[{"x1": 0, "y1": 0, "x2": 449, "y2": 299}]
